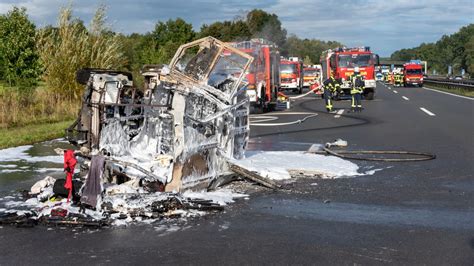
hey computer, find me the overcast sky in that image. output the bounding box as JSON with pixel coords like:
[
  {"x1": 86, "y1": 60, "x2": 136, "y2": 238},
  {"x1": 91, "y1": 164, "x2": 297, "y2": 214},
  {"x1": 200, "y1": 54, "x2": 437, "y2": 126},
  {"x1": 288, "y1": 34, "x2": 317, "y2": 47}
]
[{"x1": 0, "y1": 0, "x2": 473, "y2": 56}]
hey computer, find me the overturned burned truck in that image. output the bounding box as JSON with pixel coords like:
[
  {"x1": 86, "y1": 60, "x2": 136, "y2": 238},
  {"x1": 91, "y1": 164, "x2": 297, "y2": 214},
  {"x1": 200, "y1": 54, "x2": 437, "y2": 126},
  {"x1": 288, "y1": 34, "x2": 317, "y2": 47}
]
[{"x1": 67, "y1": 37, "x2": 253, "y2": 192}]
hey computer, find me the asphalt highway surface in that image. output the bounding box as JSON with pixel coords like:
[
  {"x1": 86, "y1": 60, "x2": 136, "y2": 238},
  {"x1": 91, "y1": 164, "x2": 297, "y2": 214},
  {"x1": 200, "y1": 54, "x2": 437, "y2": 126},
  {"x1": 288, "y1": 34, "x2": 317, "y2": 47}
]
[{"x1": 0, "y1": 82, "x2": 473, "y2": 265}]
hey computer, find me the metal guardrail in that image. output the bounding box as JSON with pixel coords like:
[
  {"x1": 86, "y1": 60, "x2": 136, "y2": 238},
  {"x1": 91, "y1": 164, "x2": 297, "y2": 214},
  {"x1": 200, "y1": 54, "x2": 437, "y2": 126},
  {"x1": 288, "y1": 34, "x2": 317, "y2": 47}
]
[{"x1": 424, "y1": 78, "x2": 474, "y2": 91}]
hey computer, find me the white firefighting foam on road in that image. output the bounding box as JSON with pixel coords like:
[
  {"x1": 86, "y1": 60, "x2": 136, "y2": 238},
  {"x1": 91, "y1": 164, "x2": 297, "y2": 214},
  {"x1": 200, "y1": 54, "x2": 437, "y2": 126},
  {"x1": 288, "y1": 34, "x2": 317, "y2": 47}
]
[{"x1": 233, "y1": 151, "x2": 362, "y2": 180}]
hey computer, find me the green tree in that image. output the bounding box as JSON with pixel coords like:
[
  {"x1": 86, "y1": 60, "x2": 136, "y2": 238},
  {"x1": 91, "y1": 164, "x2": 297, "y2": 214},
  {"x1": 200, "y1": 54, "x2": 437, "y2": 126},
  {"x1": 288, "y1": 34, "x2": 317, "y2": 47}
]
[
  {"x1": 195, "y1": 8, "x2": 343, "y2": 65},
  {"x1": 118, "y1": 33, "x2": 149, "y2": 87},
  {"x1": 465, "y1": 36, "x2": 474, "y2": 73},
  {"x1": 391, "y1": 24, "x2": 474, "y2": 75},
  {"x1": 246, "y1": 9, "x2": 287, "y2": 49},
  {"x1": 0, "y1": 7, "x2": 41, "y2": 87},
  {"x1": 286, "y1": 34, "x2": 343, "y2": 64},
  {"x1": 37, "y1": 5, "x2": 125, "y2": 99},
  {"x1": 150, "y1": 18, "x2": 195, "y2": 64},
  {"x1": 199, "y1": 20, "x2": 251, "y2": 41}
]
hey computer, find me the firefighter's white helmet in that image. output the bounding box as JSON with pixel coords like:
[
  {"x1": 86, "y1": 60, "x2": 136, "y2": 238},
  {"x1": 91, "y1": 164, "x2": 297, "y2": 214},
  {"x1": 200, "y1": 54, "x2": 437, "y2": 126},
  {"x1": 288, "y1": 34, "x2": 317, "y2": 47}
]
[{"x1": 354, "y1": 67, "x2": 360, "y2": 73}]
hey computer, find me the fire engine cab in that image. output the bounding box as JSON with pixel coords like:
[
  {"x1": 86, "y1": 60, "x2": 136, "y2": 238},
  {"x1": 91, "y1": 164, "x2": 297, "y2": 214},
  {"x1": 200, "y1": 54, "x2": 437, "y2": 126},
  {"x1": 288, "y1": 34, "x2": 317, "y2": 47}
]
[
  {"x1": 320, "y1": 47, "x2": 379, "y2": 100},
  {"x1": 280, "y1": 57, "x2": 304, "y2": 94},
  {"x1": 403, "y1": 62, "x2": 424, "y2": 87},
  {"x1": 303, "y1": 65, "x2": 322, "y2": 88}
]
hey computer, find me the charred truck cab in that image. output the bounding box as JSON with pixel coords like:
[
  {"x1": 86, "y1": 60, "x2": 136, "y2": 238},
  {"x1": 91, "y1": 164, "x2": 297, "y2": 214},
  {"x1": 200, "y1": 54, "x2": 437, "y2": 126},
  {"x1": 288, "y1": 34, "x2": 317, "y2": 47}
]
[
  {"x1": 66, "y1": 37, "x2": 253, "y2": 192},
  {"x1": 321, "y1": 47, "x2": 379, "y2": 100},
  {"x1": 280, "y1": 57, "x2": 304, "y2": 94}
]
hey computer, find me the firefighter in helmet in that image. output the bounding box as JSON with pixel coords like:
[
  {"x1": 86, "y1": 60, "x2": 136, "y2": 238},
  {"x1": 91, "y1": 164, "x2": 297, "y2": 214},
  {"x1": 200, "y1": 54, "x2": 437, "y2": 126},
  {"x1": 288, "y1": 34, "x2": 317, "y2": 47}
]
[
  {"x1": 322, "y1": 72, "x2": 340, "y2": 112},
  {"x1": 394, "y1": 72, "x2": 404, "y2": 86},
  {"x1": 384, "y1": 72, "x2": 390, "y2": 83},
  {"x1": 350, "y1": 67, "x2": 364, "y2": 112}
]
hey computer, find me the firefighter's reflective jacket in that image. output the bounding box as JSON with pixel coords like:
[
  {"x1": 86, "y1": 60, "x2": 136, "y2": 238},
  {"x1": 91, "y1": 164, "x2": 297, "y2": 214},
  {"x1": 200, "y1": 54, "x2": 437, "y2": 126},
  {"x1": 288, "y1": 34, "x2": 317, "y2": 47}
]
[
  {"x1": 323, "y1": 76, "x2": 340, "y2": 92},
  {"x1": 394, "y1": 74, "x2": 404, "y2": 83},
  {"x1": 351, "y1": 74, "x2": 364, "y2": 94}
]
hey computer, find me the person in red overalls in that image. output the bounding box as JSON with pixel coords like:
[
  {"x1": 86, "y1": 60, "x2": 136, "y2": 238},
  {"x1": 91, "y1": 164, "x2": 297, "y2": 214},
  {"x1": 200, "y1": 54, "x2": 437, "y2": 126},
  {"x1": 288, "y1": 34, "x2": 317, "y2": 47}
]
[{"x1": 63, "y1": 150, "x2": 77, "y2": 203}]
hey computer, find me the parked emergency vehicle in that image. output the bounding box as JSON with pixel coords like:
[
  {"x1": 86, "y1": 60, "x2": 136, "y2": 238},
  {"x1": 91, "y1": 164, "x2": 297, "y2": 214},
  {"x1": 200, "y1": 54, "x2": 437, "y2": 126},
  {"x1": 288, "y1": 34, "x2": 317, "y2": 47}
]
[
  {"x1": 303, "y1": 65, "x2": 322, "y2": 87},
  {"x1": 231, "y1": 39, "x2": 281, "y2": 113},
  {"x1": 403, "y1": 63, "x2": 424, "y2": 87},
  {"x1": 320, "y1": 47, "x2": 379, "y2": 100},
  {"x1": 280, "y1": 57, "x2": 304, "y2": 94},
  {"x1": 375, "y1": 72, "x2": 383, "y2": 81}
]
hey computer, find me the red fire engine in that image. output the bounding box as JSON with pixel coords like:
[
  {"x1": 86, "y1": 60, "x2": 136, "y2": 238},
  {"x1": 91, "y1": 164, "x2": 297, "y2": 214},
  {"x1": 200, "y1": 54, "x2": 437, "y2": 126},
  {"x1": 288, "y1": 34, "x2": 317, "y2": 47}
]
[
  {"x1": 231, "y1": 39, "x2": 281, "y2": 113},
  {"x1": 280, "y1": 57, "x2": 304, "y2": 94},
  {"x1": 303, "y1": 65, "x2": 322, "y2": 88},
  {"x1": 320, "y1": 47, "x2": 379, "y2": 100},
  {"x1": 403, "y1": 63, "x2": 423, "y2": 87}
]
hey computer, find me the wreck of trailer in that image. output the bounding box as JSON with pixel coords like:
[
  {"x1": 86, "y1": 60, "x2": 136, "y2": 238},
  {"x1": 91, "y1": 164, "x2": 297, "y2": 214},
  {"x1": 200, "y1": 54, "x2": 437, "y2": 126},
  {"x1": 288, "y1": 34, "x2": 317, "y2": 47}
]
[{"x1": 66, "y1": 37, "x2": 254, "y2": 195}]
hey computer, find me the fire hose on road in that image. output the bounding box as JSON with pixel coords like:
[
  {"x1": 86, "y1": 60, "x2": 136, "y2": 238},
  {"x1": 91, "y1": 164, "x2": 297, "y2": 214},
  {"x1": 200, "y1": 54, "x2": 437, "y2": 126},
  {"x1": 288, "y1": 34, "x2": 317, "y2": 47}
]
[
  {"x1": 307, "y1": 140, "x2": 436, "y2": 162},
  {"x1": 249, "y1": 112, "x2": 318, "y2": 126},
  {"x1": 320, "y1": 148, "x2": 436, "y2": 162},
  {"x1": 288, "y1": 85, "x2": 322, "y2": 100}
]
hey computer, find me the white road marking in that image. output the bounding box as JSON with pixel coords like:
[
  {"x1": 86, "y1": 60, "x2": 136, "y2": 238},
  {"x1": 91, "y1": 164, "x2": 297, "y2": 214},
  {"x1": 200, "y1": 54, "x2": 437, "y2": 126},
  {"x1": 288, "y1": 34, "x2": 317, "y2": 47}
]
[
  {"x1": 420, "y1": 107, "x2": 436, "y2": 116},
  {"x1": 402, "y1": 96, "x2": 409, "y2": 101},
  {"x1": 334, "y1": 109, "x2": 344, "y2": 118},
  {"x1": 422, "y1": 87, "x2": 474, "y2": 100},
  {"x1": 393, "y1": 90, "x2": 398, "y2": 94}
]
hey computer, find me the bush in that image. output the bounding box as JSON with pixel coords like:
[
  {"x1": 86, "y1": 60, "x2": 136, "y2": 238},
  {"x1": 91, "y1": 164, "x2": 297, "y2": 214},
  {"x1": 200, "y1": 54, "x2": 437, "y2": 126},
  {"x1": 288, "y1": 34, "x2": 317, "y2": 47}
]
[
  {"x1": 37, "y1": 5, "x2": 125, "y2": 100},
  {"x1": 0, "y1": 7, "x2": 41, "y2": 87},
  {"x1": 0, "y1": 85, "x2": 79, "y2": 128}
]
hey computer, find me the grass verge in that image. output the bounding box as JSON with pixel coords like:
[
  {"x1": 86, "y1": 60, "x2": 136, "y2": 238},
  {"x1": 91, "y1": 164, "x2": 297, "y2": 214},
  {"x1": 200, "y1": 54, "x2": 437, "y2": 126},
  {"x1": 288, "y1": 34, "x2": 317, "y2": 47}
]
[
  {"x1": 424, "y1": 84, "x2": 474, "y2": 98},
  {"x1": 0, "y1": 120, "x2": 74, "y2": 149}
]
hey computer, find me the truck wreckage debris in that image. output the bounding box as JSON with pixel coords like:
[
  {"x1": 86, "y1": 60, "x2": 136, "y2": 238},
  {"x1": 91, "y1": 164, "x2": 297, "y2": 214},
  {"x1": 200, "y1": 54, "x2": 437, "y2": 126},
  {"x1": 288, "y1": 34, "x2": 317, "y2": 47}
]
[
  {"x1": 69, "y1": 36, "x2": 254, "y2": 192},
  {"x1": 0, "y1": 37, "x2": 285, "y2": 228}
]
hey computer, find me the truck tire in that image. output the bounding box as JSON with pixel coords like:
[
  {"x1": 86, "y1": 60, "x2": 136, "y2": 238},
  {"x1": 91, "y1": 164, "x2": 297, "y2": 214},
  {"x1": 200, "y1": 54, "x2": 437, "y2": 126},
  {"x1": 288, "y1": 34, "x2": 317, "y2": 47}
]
[
  {"x1": 250, "y1": 86, "x2": 266, "y2": 114},
  {"x1": 365, "y1": 91, "x2": 375, "y2": 100},
  {"x1": 250, "y1": 103, "x2": 264, "y2": 114},
  {"x1": 267, "y1": 103, "x2": 276, "y2": 112}
]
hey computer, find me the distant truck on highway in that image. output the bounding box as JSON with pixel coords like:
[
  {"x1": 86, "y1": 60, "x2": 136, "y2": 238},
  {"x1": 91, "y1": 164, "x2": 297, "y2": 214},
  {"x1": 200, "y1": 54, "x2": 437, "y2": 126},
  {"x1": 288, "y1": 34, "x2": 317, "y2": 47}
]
[
  {"x1": 403, "y1": 63, "x2": 424, "y2": 87},
  {"x1": 231, "y1": 39, "x2": 281, "y2": 113},
  {"x1": 320, "y1": 47, "x2": 379, "y2": 100},
  {"x1": 280, "y1": 57, "x2": 304, "y2": 94}
]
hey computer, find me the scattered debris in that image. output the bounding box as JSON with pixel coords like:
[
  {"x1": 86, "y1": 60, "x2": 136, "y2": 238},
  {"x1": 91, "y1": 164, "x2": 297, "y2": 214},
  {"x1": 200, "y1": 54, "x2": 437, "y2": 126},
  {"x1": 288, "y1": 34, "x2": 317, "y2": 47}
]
[
  {"x1": 0, "y1": 188, "x2": 247, "y2": 228},
  {"x1": 229, "y1": 163, "x2": 281, "y2": 190},
  {"x1": 325, "y1": 138, "x2": 348, "y2": 148},
  {"x1": 30, "y1": 176, "x2": 55, "y2": 195}
]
